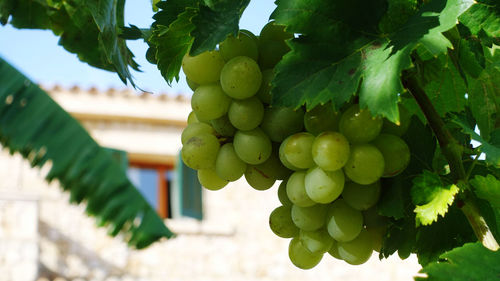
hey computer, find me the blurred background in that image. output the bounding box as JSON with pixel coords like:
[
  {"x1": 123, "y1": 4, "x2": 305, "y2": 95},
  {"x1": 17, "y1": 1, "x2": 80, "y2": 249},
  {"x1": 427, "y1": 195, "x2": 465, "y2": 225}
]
[{"x1": 0, "y1": 1, "x2": 421, "y2": 280}]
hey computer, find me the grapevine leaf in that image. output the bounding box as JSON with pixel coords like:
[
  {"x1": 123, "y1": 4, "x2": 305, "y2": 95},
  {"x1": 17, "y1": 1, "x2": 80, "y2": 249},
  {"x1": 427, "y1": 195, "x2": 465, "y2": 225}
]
[
  {"x1": 190, "y1": 0, "x2": 249, "y2": 55},
  {"x1": 468, "y1": 69, "x2": 500, "y2": 139},
  {"x1": 451, "y1": 114, "x2": 500, "y2": 167},
  {"x1": 417, "y1": 32, "x2": 453, "y2": 59},
  {"x1": 416, "y1": 243, "x2": 500, "y2": 281},
  {"x1": 411, "y1": 171, "x2": 459, "y2": 226},
  {"x1": 459, "y1": 1, "x2": 500, "y2": 39},
  {"x1": 470, "y1": 174, "x2": 500, "y2": 208},
  {"x1": 153, "y1": 0, "x2": 200, "y2": 28},
  {"x1": 380, "y1": 217, "x2": 416, "y2": 260}
]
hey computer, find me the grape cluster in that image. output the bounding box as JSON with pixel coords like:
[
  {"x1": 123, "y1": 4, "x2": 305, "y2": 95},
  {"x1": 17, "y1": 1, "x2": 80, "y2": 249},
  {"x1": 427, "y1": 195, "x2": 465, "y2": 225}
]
[{"x1": 180, "y1": 21, "x2": 412, "y2": 269}]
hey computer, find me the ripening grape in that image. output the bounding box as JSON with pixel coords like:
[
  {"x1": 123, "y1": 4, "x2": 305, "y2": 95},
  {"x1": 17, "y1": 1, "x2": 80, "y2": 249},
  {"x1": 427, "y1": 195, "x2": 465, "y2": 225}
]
[
  {"x1": 337, "y1": 229, "x2": 373, "y2": 265},
  {"x1": 288, "y1": 237, "x2": 323, "y2": 270},
  {"x1": 255, "y1": 69, "x2": 273, "y2": 104},
  {"x1": 311, "y1": 131, "x2": 350, "y2": 171},
  {"x1": 279, "y1": 139, "x2": 302, "y2": 171},
  {"x1": 191, "y1": 84, "x2": 231, "y2": 121},
  {"x1": 233, "y1": 128, "x2": 272, "y2": 165},
  {"x1": 342, "y1": 181, "x2": 381, "y2": 211},
  {"x1": 220, "y1": 56, "x2": 262, "y2": 99},
  {"x1": 382, "y1": 104, "x2": 411, "y2": 136},
  {"x1": 197, "y1": 169, "x2": 229, "y2": 190},
  {"x1": 261, "y1": 106, "x2": 305, "y2": 142},
  {"x1": 304, "y1": 103, "x2": 340, "y2": 135},
  {"x1": 182, "y1": 50, "x2": 225, "y2": 84},
  {"x1": 300, "y1": 228, "x2": 334, "y2": 254},
  {"x1": 269, "y1": 205, "x2": 299, "y2": 238},
  {"x1": 186, "y1": 77, "x2": 199, "y2": 91},
  {"x1": 343, "y1": 144, "x2": 385, "y2": 185},
  {"x1": 181, "y1": 133, "x2": 220, "y2": 170},
  {"x1": 328, "y1": 240, "x2": 342, "y2": 260},
  {"x1": 181, "y1": 122, "x2": 215, "y2": 145},
  {"x1": 326, "y1": 199, "x2": 364, "y2": 242},
  {"x1": 210, "y1": 115, "x2": 236, "y2": 137},
  {"x1": 305, "y1": 166, "x2": 345, "y2": 204},
  {"x1": 339, "y1": 104, "x2": 383, "y2": 144},
  {"x1": 278, "y1": 179, "x2": 293, "y2": 206},
  {"x1": 291, "y1": 204, "x2": 328, "y2": 231},
  {"x1": 245, "y1": 165, "x2": 276, "y2": 190},
  {"x1": 187, "y1": 111, "x2": 199, "y2": 124},
  {"x1": 362, "y1": 206, "x2": 388, "y2": 228},
  {"x1": 215, "y1": 143, "x2": 246, "y2": 181},
  {"x1": 254, "y1": 151, "x2": 292, "y2": 180},
  {"x1": 366, "y1": 226, "x2": 385, "y2": 252},
  {"x1": 280, "y1": 132, "x2": 315, "y2": 169},
  {"x1": 372, "y1": 134, "x2": 411, "y2": 177},
  {"x1": 228, "y1": 96, "x2": 264, "y2": 131},
  {"x1": 286, "y1": 171, "x2": 315, "y2": 207},
  {"x1": 219, "y1": 31, "x2": 259, "y2": 62}
]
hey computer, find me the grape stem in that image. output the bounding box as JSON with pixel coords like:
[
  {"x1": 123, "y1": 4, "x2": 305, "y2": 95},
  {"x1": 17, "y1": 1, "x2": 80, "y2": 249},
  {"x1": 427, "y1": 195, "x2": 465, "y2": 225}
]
[{"x1": 403, "y1": 75, "x2": 499, "y2": 251}]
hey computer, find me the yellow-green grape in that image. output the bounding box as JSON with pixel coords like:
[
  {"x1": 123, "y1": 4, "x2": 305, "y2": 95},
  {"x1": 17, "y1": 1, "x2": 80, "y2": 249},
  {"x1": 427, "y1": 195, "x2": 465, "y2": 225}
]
[
  {"x1": 291, "y1": 204, "x2": 328, "y2": 231},
  {"x1": 233, "y1": 128, "x2": 272, "y2": 165},
  {"x1": 191, "y1": 84, "x2": 231, "y2": 121},
  {"x1": 299, "y1": 228, "x2": 334, "y2": 254},
  {"x1": 372, "y1": 133, "x2": 411, "y2": 177},
  {"x1": 187, "y1": 111, "x2": 199, "y2": 124},
  {"x1": 278, "y1": 178, "x2": 293, "y2": 206},
  {"x1": 337, "y1": 229, "x2": 374, "y2": 265},
  {"x1": 304, "y1": 103, "x2": 340, "y2": 135},
  {"x1": 181, "y1": 122, "x2": 215, "y2": 145},
  {"x1": 228, "y1": 96, "x2": 264, "y2": 131},
  {"x1": 326, "y1": 199, "x2": 363, "y2": 242},
  {"x1": 269, "y1": 205, "x2": 299, "y2": 238},
  {"x1": 197, "y1": 169, "x2": 228, "y2": 190},
  {"x1": 254, "y1": 150, "x2": 292, "y2": 180},
  {"x1": 362, "y1": 206, "x2": 388, "y2": 228},
  {"x1": 280, "y1": 132, "x2": 316, "y2": 169},
  {"x1": 286, "y1": 171, "x2": 315, "y2": 207},
  {"x1": 342, "y1": 181, "x2": 381, "y2": 211},
  {"x1": 311, "y1": 131, "x2": 350, "y2": 171},
  {"x1": 328, "y1": 240, "x2": 342, "y2": 260},
  {"x1": 305, "y1": 166, "x2": 345, "y2": 204},
  {"x1": 382, "y1": 104, "x2": 411, "y2": 136},
  {"x1": 220, "y1": 56, "x2": 262, "y2": 99},
  {"x1": 182, "y1": 50, "x2": 225, "y2": 84},
  {"x1": 181, "y1": 133, "x2": 220, "y2": 170},
  {"x1": 186, "y1": 77, "x2": 199, "y2": 91},
  {"x1": 279, "y1": 137, "x2": 302, "y2": 171},
  {"x1": 255, "y1": 69, "x2": 273, "y2": 104},
  {"x1": 215, "y1": 143, "x2": 246, "y2": 181},
  {"x1": 245, "y1": 165, "x2": 276, "y2": 191},
  {"x1": 366, "y1": 226, "x2": 386, "y2": 252},
  {"x1": 261, "y1": 106, "x2": 305, "y2": 142},
  {"x1": 339, "y1": 104, "x2": 383, "y2": 144},
  {"x1": 343, "y1": 144, "x2": 385, "y2": 185},
  {"x1": 219, "y1": 31, "x2": 259, "y2": 62},
  {"x1": 210, "y1": 115, "x2": 236, "y2": 137},
  {"x1": 288, "y1": 237, "x2": 323, "y2": 270}
]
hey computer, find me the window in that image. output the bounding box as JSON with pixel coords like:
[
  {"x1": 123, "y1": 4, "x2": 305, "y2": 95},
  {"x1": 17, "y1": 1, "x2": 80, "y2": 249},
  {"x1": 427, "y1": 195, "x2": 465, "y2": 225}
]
[{"x1": 106, "y1": 148, "x2": 202, "y2": 220}]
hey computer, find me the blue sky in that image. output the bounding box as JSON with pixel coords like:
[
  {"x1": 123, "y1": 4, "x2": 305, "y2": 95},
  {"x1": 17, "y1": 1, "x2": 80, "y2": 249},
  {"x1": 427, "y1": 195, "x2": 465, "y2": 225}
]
[{"x1": 0, "y1": 1, "x2": 276, "y2": 96}]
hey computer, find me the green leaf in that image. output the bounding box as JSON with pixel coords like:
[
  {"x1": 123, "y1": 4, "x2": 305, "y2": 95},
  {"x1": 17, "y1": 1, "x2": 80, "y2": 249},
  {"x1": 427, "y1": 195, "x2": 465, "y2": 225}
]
[
  {"x1": 470, "y1": 174, "x2": 500, "y2": 208},
  {"x1": 468, "y1": 69, "x2": 500, "y2": 139},
  {"x1": 412, "y1": 171, "x2": 459, "y2": 226},
  {"x1": 190, "y1": 0, "x2": 249, "y2": 55},
  {"x1": 417, "y1": 242, "x2": 500, "y2": 281},
  {"x1": 459, "y1": 1, "x2": 500, "y2": 39},
  {"x1": 0, "y1": 57, "x2": 174, "y2": 248}
]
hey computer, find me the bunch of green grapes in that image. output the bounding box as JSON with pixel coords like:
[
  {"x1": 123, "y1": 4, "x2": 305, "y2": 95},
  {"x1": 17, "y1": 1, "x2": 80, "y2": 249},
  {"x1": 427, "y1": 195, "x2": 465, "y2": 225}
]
[{"x1": 180, "y1": 21, "x2": 413, "y2": 270}]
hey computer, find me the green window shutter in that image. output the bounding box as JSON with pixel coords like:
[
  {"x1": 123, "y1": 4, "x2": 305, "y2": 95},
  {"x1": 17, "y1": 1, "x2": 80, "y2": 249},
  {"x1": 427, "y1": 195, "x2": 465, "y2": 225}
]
[{"x1": 176, "y1": 154, "x2": 203, "y2": 220}]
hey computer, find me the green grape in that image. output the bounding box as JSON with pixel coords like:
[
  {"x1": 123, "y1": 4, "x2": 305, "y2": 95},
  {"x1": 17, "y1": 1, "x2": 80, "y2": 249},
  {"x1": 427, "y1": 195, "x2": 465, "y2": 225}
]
[
  {"x1": 219, "y1": 31, "x2": 259, "y2": 62},
  {"x1": 215, "y1": 143, "x2": 246, "y2": 181},
  {"x1": 382, "y1": 104, "x2": 411, "y2": 136},
  {"x1": 286, "y1": 171, "x2": 315, "y2": 207},
  {"x1": 366, "y1": 226, "x2": 386, "y2": 252},
  {"x1": 362, "y1": 206, "x2": 388, "y2": 228},
  {"x1": 245, "y1": 165, "x2": 276, "y2": 191},
  {"x1": 278, "y1": 179, "x2": 293, "y2": 206},
  {"x1": 304, "y1": 103, "x2": 340, "y2": 135},
  {"x1": 210, "y1": 115, "x2": 236, "y2": 137},
  {"x1": 255, "y1": 69, "x2": 273, "y2": 104},
  {"x1": 181, "y1": 133, "x2": 220, "y2": 170},
  {"x1": 326, "y1": 199, "x2": 363, "y2": 242},
  {"x1": 258, "y1": 40, "x2": 290, "y2": 69},
  {"x1": 372, "y1": 134, "x2": 410, "y2": 177},
  {"x1": 343, "y1": 144, "x2": 385, "y2": 185},
  {"x1": 220, "y1": 56, "x2": 262, "y2": 99},
  {"x1": 191, "y1": 84, "x2": 231, "y2": 121},
  {"x1": 311, "y1": 131, "x2": 350, "y2": 171},
  {"x1": 255, "y1": 149, "x2": 292, "y2": 180},
  {"x1": 261, "y1": 106, "x2": 304, "y2": 142},
  {"x1": 280, "y1": 132, "x2": 315, "y2": 169},
  {"x1": 259, "y1": 21, "x2": 294, "y2": 42},
  {"x1": 186, "y1": 77, "x2": 199, "y2": 91},
  {"x1": 279, "y1": 138, "x2": 302, "y2": 171},
  {"x1": 240, "y1": 29, "x2": 259, "y2": 42},
  {"x1": 181, "y1": 122, "x2": 215, "y2": 145},
  {"x1": 269, "y1": 205, "x2": 299, "y2": 238},
  {"x1": 187, "y1": 111, "x2": 199, "y2": 124},
  {"x1": 300, "y1": 228, "x2": 334, "y2": 254},
  {"x1": 182, "y1": 50, "x2": 225, "y2": 84},
  {"x1": 328, "y1": 240, "x2": 342, "y2": 260},
  {"x1": 342, "y1": 181, "x2": 381, "y2": 211},
  {"x1": 337, "y1": 229, "x2": 373, "y2": 265},
  {"x1": 288, "y1": 237, "x2": 323, "y2": 270},
  {"x1": 339, "y1": 104, "x2": 383, "y2": 144},
  {"x1": 291, "y1": 204, "x2": 327, "y2": 231},
  {"x1": 228, "y1": 96, "x2": 264, "y2": 131},
  {"x1": 233, "y1": 128, "x2": 272, "y2": 164},
  {"x1": 305, "y1": 166, "x2": 345, "y2": 204},
  {"x1": 197, "y1": 169, "x2": 228, "y2": 190}
]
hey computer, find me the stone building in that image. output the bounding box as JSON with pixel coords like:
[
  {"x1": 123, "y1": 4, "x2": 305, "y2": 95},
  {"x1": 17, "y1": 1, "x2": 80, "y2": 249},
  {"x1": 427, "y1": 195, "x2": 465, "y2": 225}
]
[{"x1": 0, "y1": 86, "x2": 421, "y2": 281}]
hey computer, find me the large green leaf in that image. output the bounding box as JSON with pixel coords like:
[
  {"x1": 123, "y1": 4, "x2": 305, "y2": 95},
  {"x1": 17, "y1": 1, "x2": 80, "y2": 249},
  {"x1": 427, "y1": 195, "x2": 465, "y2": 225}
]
[
  {"x1": 459, "y1": 0, "x2": 500, "y2": 40},
  {"x1": 0, "y1": 57, "x2": 174, "y2": 248},
  {"x1": 470, "y1": 174, "x2": 500, "y2": 208}
]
